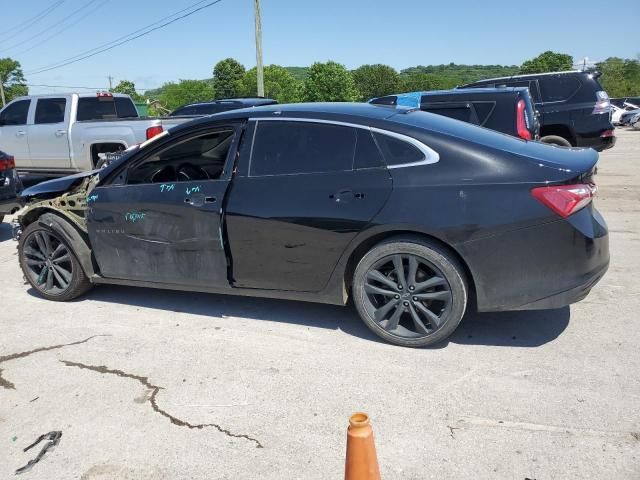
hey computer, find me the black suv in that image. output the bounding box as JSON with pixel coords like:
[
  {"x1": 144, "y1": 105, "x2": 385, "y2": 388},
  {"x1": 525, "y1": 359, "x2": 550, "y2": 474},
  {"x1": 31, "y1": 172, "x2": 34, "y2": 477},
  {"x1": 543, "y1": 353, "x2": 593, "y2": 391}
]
[
  {"x1": 460, "y1": 71, "x2": 615, "y2": 150},
  {"x1": 169, "y1": 97, "x2": 277, "y2": 116},
  {"x1": 370, "y1": 87, "x2": 539, "y2": 140}
]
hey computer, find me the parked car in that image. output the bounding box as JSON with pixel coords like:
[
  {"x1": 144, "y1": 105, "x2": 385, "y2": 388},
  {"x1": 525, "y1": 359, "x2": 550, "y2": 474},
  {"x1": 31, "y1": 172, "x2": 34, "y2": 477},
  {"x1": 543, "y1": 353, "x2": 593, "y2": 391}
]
[
  {"x1": 169, "y1": 97, "x2": 278, "y2": 116},
  {"x1": 630, "y1": 112, "x2": 640, "y2": 130},
  {"x1": 12, "y1": 103, "x2": 609, "y2": 347},
  {"x1": 0, "y1": 151, "x2": 22, "y2": 223},
  {"x1": 610, "y1": 97, "x2": 640, "y2": 108},
  {"x1": 619, "y1": 106, "x2": 640, "y2": 126},
  {"x1": 369, "y1": 87, "x2": 539, "y2": 140},
  {"x1": 0, "y1": 93, "x2": 191, "y2": 176},
  {"x1": 460, "y1": 70, "x2": 616, "y2": 150}
]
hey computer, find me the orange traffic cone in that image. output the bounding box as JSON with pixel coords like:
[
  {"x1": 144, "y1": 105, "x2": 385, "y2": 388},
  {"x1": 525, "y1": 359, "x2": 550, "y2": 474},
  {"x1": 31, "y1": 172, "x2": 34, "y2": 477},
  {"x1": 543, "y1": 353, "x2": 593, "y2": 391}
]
[{"x1": 344, "y1": 412, "x2": 381, "y2": 480}]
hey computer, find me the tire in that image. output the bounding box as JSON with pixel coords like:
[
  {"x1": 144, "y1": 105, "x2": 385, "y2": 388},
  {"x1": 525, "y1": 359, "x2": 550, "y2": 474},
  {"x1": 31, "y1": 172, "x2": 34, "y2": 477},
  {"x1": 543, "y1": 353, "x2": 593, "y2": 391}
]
[
  {"x1": 539, "y1": 135, "x2": 572, "y2": 147},
  {"x1": 18, "y1": 218, "x2": 92, "y2": 301},
  {"x1": 352, "y1": 237, "x2": 468, "y2": 347}
]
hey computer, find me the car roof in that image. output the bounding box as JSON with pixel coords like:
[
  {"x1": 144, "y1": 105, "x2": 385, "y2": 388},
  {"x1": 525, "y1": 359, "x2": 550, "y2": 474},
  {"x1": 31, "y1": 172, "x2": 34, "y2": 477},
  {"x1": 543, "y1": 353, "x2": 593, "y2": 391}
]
[
  {"x1": 177, "y1": 98, "x2": 277, "y2": 108},
  {"x1": 468, "y1": 70, "x2": 594, "y2": 83}
]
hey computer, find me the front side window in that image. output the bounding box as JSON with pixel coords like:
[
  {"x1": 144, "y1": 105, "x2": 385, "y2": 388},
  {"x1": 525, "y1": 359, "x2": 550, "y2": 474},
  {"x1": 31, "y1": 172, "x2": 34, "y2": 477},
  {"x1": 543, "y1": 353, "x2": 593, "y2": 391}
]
[
  {"x1": 250, "y1": 121, "x2": 357, "y2": 176},
  {"x1": 127, "y1": 129, "x2": 234, "y2": 184},
  {"x1": 0, "y1": 99, "x2": 30, "y2": 125},
  {"x1": 35, "y1": 98, "x2": 66, "y2": 124}
]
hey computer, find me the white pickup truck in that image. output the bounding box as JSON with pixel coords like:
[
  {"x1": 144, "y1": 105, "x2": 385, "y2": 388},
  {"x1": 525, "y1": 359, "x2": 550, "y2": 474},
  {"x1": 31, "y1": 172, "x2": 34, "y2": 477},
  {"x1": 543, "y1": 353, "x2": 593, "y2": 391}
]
[{"x1": 0, "y1": 92, "x2": 187, "y2": 175}]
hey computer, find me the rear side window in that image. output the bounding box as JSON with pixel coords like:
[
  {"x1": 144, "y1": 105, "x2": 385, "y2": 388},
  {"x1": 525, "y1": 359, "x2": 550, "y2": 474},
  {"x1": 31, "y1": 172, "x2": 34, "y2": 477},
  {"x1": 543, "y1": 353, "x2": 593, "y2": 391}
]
[
  {"x1": 540, "y1": 76, "x2": 581, "y2": 102},
  {"x1": 35, "y1": 98, "x2": 66, "y2": 124},
  {"x1": 250, "y1": 121, "x2": 357, "y2": 176},
  {"x1": 373, "y1": 132, "x2": 425, "y2": 166},
  {"x1": 354, "y1": 129, "x2": 385, "y2": 169},
  {"x1": 0, "y1": 100, "x2": 30, "y2": 125}
]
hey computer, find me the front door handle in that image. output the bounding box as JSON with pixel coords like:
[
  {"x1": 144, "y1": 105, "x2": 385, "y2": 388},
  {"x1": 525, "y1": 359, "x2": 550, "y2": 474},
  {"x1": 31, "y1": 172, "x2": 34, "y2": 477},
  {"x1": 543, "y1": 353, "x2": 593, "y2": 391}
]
[
  {"x1": 55, "y1": 130, "x2": 67, "y2": 137},
  {"x1": 329, "y1": 189, "x2": 364, "y2": 203},
  {"x1": 16, "y1": 130, "x2": 26, "y2": 137},
  {"x1": 184, "y1": 193, "x2": 214, "y2": 207}
]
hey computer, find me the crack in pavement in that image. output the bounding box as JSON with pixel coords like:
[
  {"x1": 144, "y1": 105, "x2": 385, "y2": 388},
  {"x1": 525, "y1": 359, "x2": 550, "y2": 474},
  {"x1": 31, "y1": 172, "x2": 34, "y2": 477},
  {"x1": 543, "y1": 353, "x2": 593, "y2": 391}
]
[
  {"x1": 60, "y1": 360, "x2": 263, "y2": 449},
  {"x1": 0, "y1": 335, "x2": 109, "y2": 390}
]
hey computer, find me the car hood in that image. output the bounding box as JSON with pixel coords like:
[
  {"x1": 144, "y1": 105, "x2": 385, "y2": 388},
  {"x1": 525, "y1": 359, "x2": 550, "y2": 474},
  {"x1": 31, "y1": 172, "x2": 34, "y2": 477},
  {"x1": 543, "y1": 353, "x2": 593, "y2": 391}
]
[{"x1": 20, "y1": 170, "x2": 99, "y2": 200}]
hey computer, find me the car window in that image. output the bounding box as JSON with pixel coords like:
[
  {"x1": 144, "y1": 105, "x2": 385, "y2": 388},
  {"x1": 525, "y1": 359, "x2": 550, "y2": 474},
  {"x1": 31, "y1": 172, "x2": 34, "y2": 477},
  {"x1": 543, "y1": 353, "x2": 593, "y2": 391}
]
[
  {"x1": 422, "y1": 104, "x2": 476, "y2": 124},
  {"x1": 114, "y1": 97, "x2": 138, "y2": 118},
  {"x1": 35, "y1": 98, "x2": 66, "y2": 124},
  {"x1": 0, "y1": 99, "x2": 30, "y2": 126},
  {"x1": 540, "y1": 76, "x2": 581, "y2": 102},
  {"x1": 472, "y1": 102, "x2": 495, "y2": 125},
  {"x1": 373, "y1": 132, "x2": 425, "y2": 166},
  {"x1": 250, "y1": 121, "x2": 357, "y2": 176},
  {"x1": 77, "y1": 97, "x2": 118, "y2": 121},
  {"x1": 127, "y1": 129, "x2": 235, "y2": 184},
  {"x1": 354, "y1": 128, "x2": 385, "y2": 169}
]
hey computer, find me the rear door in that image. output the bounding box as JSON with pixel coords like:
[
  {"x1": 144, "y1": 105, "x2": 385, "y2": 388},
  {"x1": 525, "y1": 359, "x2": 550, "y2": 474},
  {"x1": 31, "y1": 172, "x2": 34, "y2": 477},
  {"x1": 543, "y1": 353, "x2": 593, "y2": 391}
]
[
  {"x1": 87, "y1": 123, "x2": 241, "y2": 287},
  {"x1": 225, "y1": 118, "x2": 393, "y2": 292},
  {"x1": 0, "y1": 99, "x2": 32, "y2": 168},
  {"x1": 28, "y1": 97, "x2": 71, "y2": 170}
]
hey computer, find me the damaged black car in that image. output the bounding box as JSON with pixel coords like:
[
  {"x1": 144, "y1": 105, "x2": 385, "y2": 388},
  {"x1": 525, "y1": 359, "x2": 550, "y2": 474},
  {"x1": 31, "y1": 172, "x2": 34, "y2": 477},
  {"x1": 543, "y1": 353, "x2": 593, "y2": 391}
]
[{"x1": 13, "y1": 103, "x2": 609, "y2": 347}]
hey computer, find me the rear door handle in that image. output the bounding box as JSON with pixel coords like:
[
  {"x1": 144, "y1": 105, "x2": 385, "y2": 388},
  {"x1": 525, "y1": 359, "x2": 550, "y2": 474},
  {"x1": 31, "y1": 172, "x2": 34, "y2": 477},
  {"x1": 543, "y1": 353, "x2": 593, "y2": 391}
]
[
  {"x1": 184, "y1": 193, "x2": 215, "y2": 207},
  {"x1": 330, "y1": 189, "x2": 364, "y2": 203},
  {"x1": 55, "y1": 130, "x2": 67, "y2": 137},
  {"x1": 16, "y1": 131, "x2": 26, "y2": 137}
]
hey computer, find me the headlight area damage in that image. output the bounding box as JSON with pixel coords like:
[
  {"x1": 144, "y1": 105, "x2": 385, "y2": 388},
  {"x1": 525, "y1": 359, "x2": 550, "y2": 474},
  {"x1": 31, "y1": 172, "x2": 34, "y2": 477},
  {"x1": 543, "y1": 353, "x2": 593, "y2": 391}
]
[{"x1": 12, "y1": 174, "x2": 100, "y2": 241}]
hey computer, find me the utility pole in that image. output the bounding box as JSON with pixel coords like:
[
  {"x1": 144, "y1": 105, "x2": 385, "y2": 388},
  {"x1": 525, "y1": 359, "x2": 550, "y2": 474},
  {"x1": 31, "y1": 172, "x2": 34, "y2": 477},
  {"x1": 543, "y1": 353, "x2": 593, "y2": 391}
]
[
  {"x1": 107, "y1": 75, "x2": 114, "y2": 90},
  {"x1": 254, "y1": 0, "x2": 264, "y2": 97},
  {"x1": 0, "y1": 81, "x2": 5, "y2": 107}
]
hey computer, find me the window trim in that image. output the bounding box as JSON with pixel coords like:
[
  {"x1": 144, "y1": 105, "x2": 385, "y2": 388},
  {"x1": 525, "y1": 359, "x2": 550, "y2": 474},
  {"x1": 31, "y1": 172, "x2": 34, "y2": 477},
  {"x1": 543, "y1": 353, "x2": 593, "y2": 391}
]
[{"x1": 248, "y1": 117, "x2": 439, "y2": 175}]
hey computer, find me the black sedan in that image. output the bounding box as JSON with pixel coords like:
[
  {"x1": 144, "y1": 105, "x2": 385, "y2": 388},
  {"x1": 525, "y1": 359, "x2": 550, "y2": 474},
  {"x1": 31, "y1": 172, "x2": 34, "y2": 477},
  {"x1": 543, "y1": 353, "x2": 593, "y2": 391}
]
[{"x1": 13, "y1": 103, "x2": 609, "y2": 347}]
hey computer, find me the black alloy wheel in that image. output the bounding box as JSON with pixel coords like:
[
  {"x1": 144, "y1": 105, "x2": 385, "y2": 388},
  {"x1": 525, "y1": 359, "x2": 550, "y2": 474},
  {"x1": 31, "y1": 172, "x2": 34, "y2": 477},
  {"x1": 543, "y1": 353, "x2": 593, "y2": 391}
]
[
  {"x1": 353, "y1": 238, "x2": 467, "y2": 347},
  {"x1": 18, "y1": 216, "x2": 92, "y2": 301}
]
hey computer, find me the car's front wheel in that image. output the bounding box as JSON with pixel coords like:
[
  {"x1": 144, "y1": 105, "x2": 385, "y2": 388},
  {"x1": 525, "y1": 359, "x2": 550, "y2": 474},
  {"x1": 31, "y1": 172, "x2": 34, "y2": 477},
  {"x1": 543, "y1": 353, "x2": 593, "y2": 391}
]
[
  {"x1": 352, "y1": 238, "x2": 468, "y2": 347},
  {"x1": 18, "y1": 219, "x2": 92, "y2": 301}
]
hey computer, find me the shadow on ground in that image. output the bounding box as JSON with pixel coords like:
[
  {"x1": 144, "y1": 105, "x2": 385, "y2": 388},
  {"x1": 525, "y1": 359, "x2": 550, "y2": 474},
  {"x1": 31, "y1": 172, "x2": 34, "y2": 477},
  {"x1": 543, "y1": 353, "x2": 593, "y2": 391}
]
[
  {"x1": 0, "y1": 221, "x2": 13, "y2": 242},
  {"x1": 45, "y1": 284, "x2": 570, "y2": 348}
]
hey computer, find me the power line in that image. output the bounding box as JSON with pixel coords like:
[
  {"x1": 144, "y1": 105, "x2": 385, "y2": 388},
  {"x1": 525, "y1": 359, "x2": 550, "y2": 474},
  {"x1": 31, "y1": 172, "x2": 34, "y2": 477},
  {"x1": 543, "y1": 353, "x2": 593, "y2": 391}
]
[
  {"x1": 27, "y1": 0, "x2": 223, "y2": 76},
  {"x1": 3, "y1": 0, "x2": 105, "y2": 54},
  {"x1": 1, "y1": 1, "x2": 65, "y2": 41}
]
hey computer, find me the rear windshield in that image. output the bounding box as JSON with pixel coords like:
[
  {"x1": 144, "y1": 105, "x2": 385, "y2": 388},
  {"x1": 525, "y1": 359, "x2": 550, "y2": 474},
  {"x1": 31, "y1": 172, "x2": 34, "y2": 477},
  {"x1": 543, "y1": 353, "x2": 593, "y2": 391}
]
[{"x1": 77, "y1": 96, "x2": 138, "y2": 121}]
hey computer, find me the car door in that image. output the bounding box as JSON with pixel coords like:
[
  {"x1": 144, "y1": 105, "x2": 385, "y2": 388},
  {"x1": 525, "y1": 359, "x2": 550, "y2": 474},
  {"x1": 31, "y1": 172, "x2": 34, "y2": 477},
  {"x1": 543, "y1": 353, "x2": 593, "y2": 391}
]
[
  {"x1": 28, "y1": 97, "x2": 71, "y2": 170},
  {"x1": 225, "y1": 118, "x2": 393, "y2": 292},
  {"x1": 0, "y1": 99, "x2": 32, "y2": 168},
  {"x1": 86, "y1": 123, "x2": 241, "y2": 287}
]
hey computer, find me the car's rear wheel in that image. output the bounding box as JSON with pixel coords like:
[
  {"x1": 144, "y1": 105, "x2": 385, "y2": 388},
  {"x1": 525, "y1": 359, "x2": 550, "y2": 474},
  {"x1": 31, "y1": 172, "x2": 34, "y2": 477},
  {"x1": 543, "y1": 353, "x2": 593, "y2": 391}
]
[
  {"x1": 352, "y1": 238, "x2": 467, "y2": 347},
  {"x1": 540, "y1": 135, "x2": 572, "y2": 147},
  {"x1": 18, "y1": 220, "x2": 92, "y2": 301}
]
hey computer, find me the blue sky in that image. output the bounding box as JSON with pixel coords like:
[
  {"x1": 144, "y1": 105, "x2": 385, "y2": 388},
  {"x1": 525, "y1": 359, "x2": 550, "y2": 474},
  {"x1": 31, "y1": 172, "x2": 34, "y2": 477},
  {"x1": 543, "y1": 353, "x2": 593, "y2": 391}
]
[{"x1": 2, "y1": 0, "x2": 639, "y2": 94}]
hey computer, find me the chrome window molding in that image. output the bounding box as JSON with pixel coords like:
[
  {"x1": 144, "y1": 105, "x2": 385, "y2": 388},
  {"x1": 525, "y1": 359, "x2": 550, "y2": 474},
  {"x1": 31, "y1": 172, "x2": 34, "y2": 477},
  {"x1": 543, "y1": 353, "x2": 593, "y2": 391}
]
[{"x1": 248, "y1": 116, "x2": 440, "y2": 169}]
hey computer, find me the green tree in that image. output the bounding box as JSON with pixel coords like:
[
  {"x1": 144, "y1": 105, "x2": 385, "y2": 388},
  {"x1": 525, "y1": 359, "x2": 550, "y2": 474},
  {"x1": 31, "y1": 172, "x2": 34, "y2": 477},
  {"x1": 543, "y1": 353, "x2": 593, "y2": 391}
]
[
  {"x1": 156, "y1": 79, "x2": 214, "y2": 111},
  {"x1": 111, "y1": 80, "x2": 142, "y2": 102},
  {"x1": 400, "y1": 72, "x2": 450, "y2": 92},
  {"x1": 0, "y1": 57, "x2": 27, "y2": 106},
  {"x1": 520, "y1": 51, "x2": 573, "y2": 74},
  {"x1": 303, "y1": 61, "x2": 359, "y2": 102},
  {"x1": 351, "y1": 64, "x2": 400, "y2": 101},
  {"x1": 237, "y1": 65, "x2": 302, "y2": 103},
  {"x1": 212, "y1": 58, "x2": 245, "y2": 99},
  {"x1": 596, "y1": 57, "x2": 640, "y2": 97}
]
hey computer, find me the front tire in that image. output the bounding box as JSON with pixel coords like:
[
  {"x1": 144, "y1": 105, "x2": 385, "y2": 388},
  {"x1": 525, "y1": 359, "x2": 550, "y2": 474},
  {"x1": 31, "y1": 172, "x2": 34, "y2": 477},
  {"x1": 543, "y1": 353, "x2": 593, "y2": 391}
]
[
  {"x1": 18, "y1": 219, "x2": 92, "y2": 301},
  {"x1": 352, "y1": 238, "x2": 467, "y2": 347}
]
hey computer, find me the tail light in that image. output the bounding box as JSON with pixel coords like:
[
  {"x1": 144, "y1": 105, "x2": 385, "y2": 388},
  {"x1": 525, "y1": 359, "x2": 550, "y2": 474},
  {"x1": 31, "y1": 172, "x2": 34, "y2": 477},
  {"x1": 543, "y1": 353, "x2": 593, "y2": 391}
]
[
  {"x1": 0, "y1": 155, "x2": 15, "y2": 171},
  {"x1": 600, "y1": 129, "x2": 615, "y2": 138},
  {"x1": 516, "y1": 99, "x2": 532, "y2": 140},
  {"x1": 146, "y1": 125, "x2": 163, "y2": 140},
  {"x1": 531, "y1": 183, "x2": 596, "y2": 218},
  {"x1": 592, "y1": 91, "x2": 611, "y2": 114}
]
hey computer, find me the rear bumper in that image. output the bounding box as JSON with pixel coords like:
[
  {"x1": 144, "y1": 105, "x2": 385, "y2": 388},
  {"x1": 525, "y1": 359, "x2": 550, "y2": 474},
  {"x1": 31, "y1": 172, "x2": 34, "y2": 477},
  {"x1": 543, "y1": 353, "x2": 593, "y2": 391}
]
[{"x1": 458, "y1": 204, "x2": 609, "y2": 312}]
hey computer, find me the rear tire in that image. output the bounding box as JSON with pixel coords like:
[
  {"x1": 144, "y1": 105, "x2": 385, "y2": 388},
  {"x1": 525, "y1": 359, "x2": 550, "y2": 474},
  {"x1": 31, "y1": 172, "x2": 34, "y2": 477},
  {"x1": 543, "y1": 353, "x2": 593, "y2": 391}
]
[
  {"x1": 352, "y1": 237, "x2": 468, "y2": 347},
  {"x1": 18, "y1": 219, "x2": 92, "y2": 301},
  {"x1": 540, "y1": 135, "x2": 572, "y2": 147}
]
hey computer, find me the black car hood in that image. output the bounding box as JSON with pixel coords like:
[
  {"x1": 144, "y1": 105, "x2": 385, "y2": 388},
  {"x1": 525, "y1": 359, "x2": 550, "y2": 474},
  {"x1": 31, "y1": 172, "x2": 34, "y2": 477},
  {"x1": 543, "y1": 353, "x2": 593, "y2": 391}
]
[{"x1": 20, "y1": 170, "x2": 99, "y2": 200}]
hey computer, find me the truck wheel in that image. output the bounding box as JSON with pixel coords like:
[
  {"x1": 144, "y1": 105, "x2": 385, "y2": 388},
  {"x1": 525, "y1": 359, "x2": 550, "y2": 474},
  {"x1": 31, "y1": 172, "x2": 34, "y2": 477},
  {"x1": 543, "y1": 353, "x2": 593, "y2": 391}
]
[
  {"x1": 540, "y1": 135, "x2": 572, "y2": 147},
  {"x1": 18, "y1": 220, "x2": 92, "y2": 301},
  {"x1": 352, "y1": 237, "x2": 468, "y2": 347}
]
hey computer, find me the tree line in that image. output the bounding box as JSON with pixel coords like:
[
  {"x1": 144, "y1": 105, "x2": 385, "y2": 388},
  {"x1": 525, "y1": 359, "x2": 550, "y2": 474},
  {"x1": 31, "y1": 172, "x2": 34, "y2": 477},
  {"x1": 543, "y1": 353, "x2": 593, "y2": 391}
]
[{"x1": 1, "y1": 51, "x2": 639, "y2": 111}]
